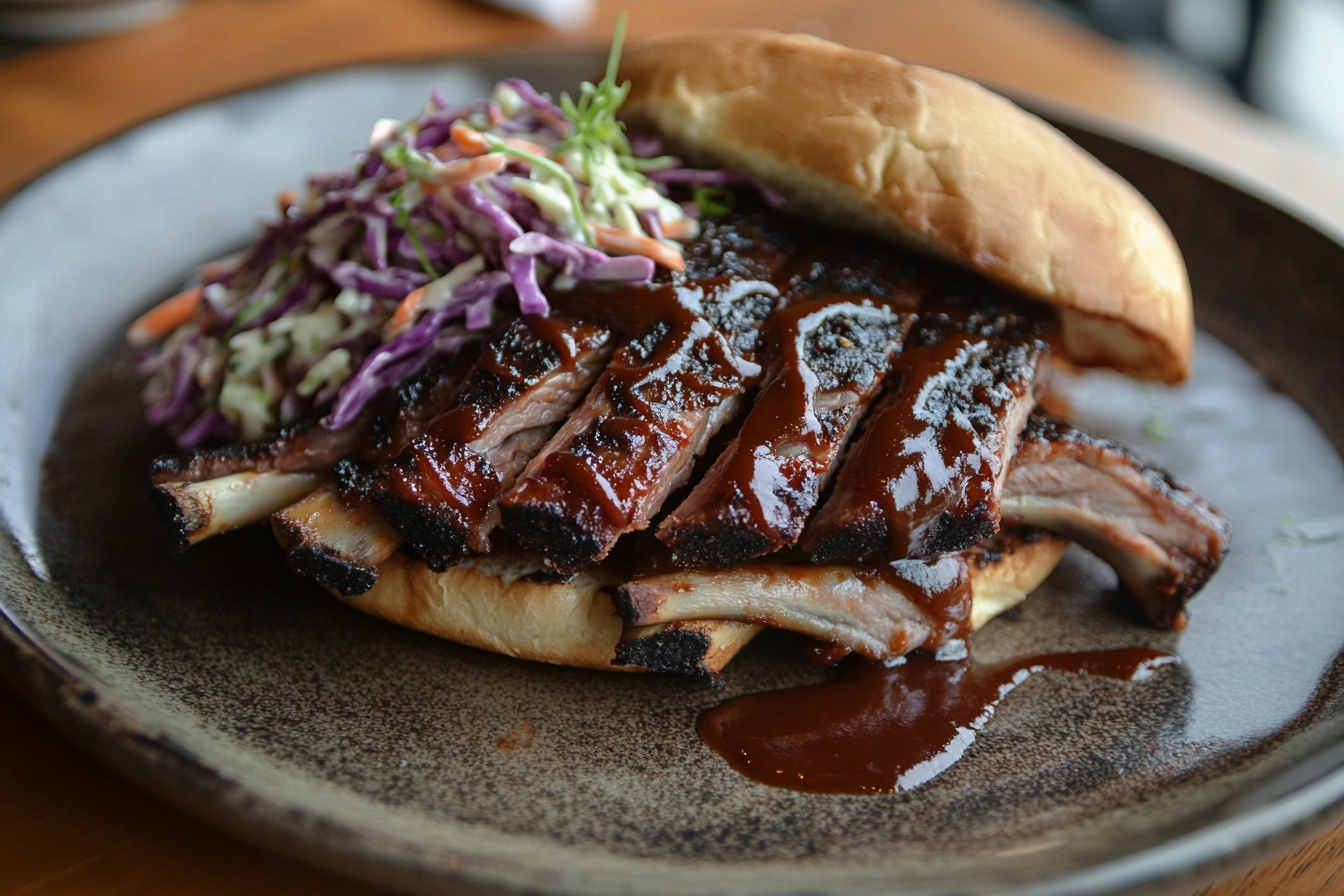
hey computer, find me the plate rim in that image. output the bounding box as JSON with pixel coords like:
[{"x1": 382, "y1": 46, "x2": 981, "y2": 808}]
[{"x1": 3, "y1": 50, "x2": 1344, "y2": 896}]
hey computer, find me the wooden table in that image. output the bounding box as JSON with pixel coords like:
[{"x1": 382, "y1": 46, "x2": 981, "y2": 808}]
[{"x1": 2, "y1": 1, "x2": 1341, "y2": 894}]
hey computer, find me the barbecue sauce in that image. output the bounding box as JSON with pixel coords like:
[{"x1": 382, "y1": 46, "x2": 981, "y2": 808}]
[
  {"x1": 803, "y1": 303, "x2": 1052, "y2": 564},
  {"x1": 655, "y1": 295, "x2": 915, "y2": 565},
  {"x1": 699, "y1": 647, "x2": 1176, "y2": 794},
  {"x1": 505, "y1": 276, "x2": 779, "y2": 553},
  {"x1": 502, "y1": 212, "x2": 799, "y2": 567}
]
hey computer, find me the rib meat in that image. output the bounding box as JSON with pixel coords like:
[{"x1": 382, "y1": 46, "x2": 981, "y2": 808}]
[
  {"x1": 150, "y1": 415, "x2": 366, "y2": 486},
  {"x1": 657, "y1": 296, "x2": 915, "y2": 567},
  {"x1": 803, "y1": 308, "x2": 1049, "y2": 563},
  {"x1": 367, "y1": 314, "x2": 613, "y2": 571},
  {"x1": 352, "y1": 347, "x2": 482, "y2": 466},
  {"x1": 499, "y1": 213, "x2": 798, "y2": 574},
  {"x1": 613, "y1": 530, "x2": 1069, "y2": 662},
  {"x1": 1002, "y1": 414, "x2": 1230, "y2": 628}
]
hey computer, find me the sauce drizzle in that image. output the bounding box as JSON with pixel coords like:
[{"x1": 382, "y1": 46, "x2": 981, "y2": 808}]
[{"x1": 698, "y1": 647, "x2": 1176, "y2": 794}]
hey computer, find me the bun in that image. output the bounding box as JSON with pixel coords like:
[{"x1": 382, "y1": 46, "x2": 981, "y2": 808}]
[
  {"x1": 618, "y1": 29, "x2": 1193, "y2": 383},
  {"x1": 337, "y1": 534, "x2": 1070, "y2": 672}
]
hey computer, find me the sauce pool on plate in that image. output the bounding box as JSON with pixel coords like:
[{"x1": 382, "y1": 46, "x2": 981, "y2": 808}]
[{"x1": 698, "y1": 647, "x2": 1177, "y2": 794}]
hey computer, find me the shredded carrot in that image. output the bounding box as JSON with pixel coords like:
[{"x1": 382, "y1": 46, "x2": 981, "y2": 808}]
[
  {"x1": 660, "y1": 218, "x2": 698, "y2": 241},
  {"x1": 198, "y1": 259, "x2": 234, "y2": 282},
  {"x1": 420, "y1": 154, "x2": 509, "y2": 193},
  {"x1": 126, "y1": 286, "x2": 204, "y2": 348},
  {"x1": 387, "y1": 286, "x2": 427, "y2": 334},
  {"x1": 503, "y1": 137, "x2": 552, "y2": 157},
  {"x1": 592, "y1": 222, "x2": 686, "y2": 272},
  {"x1": 276, "y1": 189, "x2": 299, "y2": 214},
  {"x1": 487, "y1": 101, "x2": 505, "y2": 126},
  {"x1": 450, "y1": 122, "x2": 489, "y2": 155}
]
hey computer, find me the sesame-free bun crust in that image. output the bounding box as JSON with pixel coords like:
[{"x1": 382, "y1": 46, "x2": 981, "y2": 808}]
[
  {"x1": 337, "y1": 534, "x2": 1069, "y2": 672},
  {"x1": 619, "y1": 30, "x2": 1193, "y2": 383},
  {"x1": 343, "y1": 550, "x2": 628, "y2": 671}
]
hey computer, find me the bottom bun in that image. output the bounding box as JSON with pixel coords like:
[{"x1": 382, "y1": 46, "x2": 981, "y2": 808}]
[{"x1": 339, "y1": 530, "x2": 1070, "y2": 675}]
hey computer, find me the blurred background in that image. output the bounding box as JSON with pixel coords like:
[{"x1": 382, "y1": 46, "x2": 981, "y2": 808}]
[
  {"x1": 0, "y1": 0, "x2": 1341, "y2": 150},
  {"x1": 1033, "y1": 0, "x2": 1344, "y2": 148}
]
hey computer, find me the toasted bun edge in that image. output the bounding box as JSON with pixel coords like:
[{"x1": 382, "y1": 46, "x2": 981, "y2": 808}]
[
  {"x1": 618, "y1": 29, "x2": 1193, "y2": 383},
  {"x1": 338, "y1": 533, "x2": 1070, "y2": 672}
]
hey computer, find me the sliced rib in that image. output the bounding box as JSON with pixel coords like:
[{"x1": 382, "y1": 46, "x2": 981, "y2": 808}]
[
  {"x1": 150, "y1": 416, "x2": 365, "y2": 486},
  {"x1": 804, "y1": 310, "x2": 1048, "y2": 564},
  {"x1": 657, "y1": 296, "x2": 915, "y2": 567},
  {"x1": 1002, "y1": 415, "x2": 1230, "y2": 628},
  {"x1": 369, "y1": 315, "x2": 614, "y2": 571},
  {"x1": 497, "y1": 211, "x2": 808, "y2": 574},
  {"x1": 352, "y1": 346, "x2": 481, "y2": 466},
  {"x1": 614, "y1": 620, "x2": 763, "y2": 681},
  {"x1": 152, "y1": 470, "x2": 326, "y2": 550},
  {"x1": 266, "y1": 348, "x2": 480, "y2": 592},
  {"x1": 499, "y1": 279, "x2": 781, "y2": 573},
  {"x1": 613, "y1": 530, "x2": 1069, "y2": 662},
  {"x1": 272, "y1": 482, "x2": 402, "y2": 596}
]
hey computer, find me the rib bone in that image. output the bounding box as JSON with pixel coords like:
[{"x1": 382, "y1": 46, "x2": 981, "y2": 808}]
[
  {"x1": 152, "y1": 471, "x2": 325, "y2": 550},
  {"x1": 272, "y1": 483, "x2": 402, "y2": 596}
]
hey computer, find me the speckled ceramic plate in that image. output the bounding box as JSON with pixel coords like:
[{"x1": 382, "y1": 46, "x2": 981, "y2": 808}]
[{"x1": 3, "y1": 50, "x2": 1344, "y2": 896}]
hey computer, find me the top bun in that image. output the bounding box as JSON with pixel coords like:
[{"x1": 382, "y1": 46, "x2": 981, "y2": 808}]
[{"x1": 618, "y1": 29, "x2": 1193, "y2": 382}]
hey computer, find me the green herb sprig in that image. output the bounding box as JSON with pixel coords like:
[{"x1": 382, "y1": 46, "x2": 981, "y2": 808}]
[
  {"x1": 482, "y1": 134, "x2": 592, "y2": 244},
  {"x1": 553, "y1": 11, "x2": 632, "y2": 165},
  {"x1": 389, "y1": 184, "x2": 441, "y2": 279}
]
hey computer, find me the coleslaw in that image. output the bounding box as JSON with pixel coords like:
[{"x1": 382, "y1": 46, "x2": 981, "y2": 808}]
[{"x1": 130, "y1": 15, "x2": 783, "y2": 448}]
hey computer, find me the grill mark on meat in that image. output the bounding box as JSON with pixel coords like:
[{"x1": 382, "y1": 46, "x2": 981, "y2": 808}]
[
  {"x1": 368, "y1": 315, "x2": 613, "y2": 571},
  {"x1": 498, "y1": 282, "x2": 782, "y2": 573},
  {"x1": 1002, "y1": 415, "x2": 1230, "y2": 628},
  {"x1": 657, "y1": 294, "x2": 917, "y2": 567},
  {"x1": 497, "y1": 211, "x2": 802, "y2": 575},
  {"x1": 803, "y1": 306, "x2": 1049, "y2": 563}
]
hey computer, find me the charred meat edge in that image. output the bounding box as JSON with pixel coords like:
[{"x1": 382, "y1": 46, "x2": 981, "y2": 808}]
[
  {"x1": 803, "y1": 323, "x2": 1047, "y2": 564},
  {"x1": 613, "y1": 530, "x2": 1069, "y2": 662},
  {"x1": 271, "y1": 482, "x2": 402, "y2": 597},
  {"x1": 367, "y1": 315, "x2": 614, "y2": 572},
  {"x1": 150, "y1": 414, "x2": 366, "y2": 486},
  {"x1": 615, "y1": 620, "x2": 763, "y2": 681},
  {"x1": 151, "y1": 347, "x2": 474, "y2": 552},
  {"x1": 657, "y1": 297, "x2": 915, "y2": 568},
  {"x1": 1002, "y1": 414, "x2": 1230, "y2": 628},
  {"x1": 499, "y1": 280, "x2": 781, "y2": 574},
  {"x1": 272, "y1": 348, "x2": 479, "y2": 591}
]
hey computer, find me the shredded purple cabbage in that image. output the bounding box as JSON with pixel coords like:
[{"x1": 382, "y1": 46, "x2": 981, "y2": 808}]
[
  {"x1": 136, "y1": 79, "x2": 786, "y2": 448},
  {"x1": 328, "y1": 261, "x2": 427, "y2": 299},
  {"x1": 499, "y1": 78, "x2": 567, "y2": 124},
  {"x1": 509, "y1": 232, "x2": 654, "y2": 282},
  {"x1": 322, "y1": 302, "x2": 465, "y2": 430}
]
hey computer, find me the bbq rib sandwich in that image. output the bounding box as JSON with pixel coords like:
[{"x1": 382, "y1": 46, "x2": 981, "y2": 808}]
[{"x1": 135, "y1": 28, "x2": 1229, "y2": 680}]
